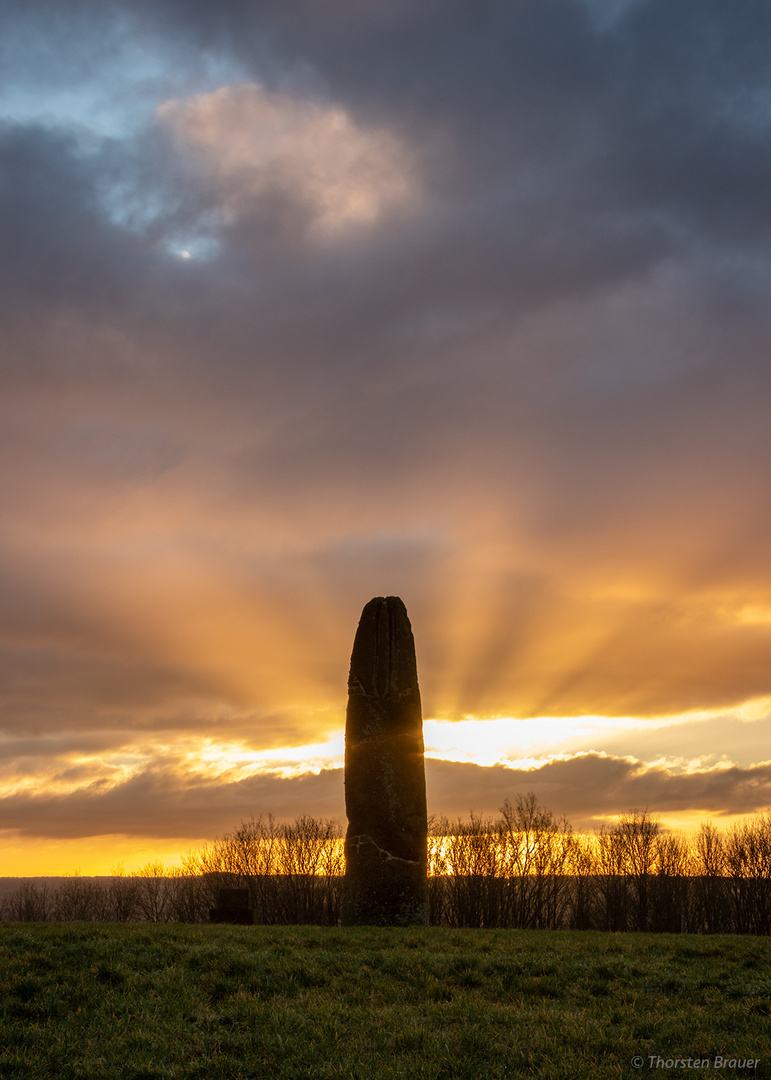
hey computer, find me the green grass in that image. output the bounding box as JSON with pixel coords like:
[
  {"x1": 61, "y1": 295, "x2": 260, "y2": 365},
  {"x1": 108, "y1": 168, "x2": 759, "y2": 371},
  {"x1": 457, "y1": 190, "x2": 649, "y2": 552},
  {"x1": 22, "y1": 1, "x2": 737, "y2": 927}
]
[{"x1": 1, "y1": 924, "x2": 770, "y2": 1079}]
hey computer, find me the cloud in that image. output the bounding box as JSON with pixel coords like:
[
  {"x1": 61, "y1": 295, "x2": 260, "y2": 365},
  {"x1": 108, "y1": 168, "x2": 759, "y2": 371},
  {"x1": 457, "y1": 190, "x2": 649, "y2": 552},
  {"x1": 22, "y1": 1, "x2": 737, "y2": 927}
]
[
  {"x1": 0, "y1": 763, "x2": 347, "y2": 840},
  {"x1": 2, "y1": 0, "x2": 771, "y2": 864},
  {"x1": 158, "y1": 83, "x2": 419, "y2": 238},
  {"x1": 2, "y1": 752, "x2": 771, "y2": 844},
  {"x1": 426, "y1": 754, "x2": 771, "y2": 827}
]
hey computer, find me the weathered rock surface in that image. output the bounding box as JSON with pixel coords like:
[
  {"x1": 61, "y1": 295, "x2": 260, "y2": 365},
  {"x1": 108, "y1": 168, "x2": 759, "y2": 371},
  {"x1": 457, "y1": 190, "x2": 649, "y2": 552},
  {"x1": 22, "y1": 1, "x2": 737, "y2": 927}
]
[{"x1": 342, "y1": 596, "x2": 429, "y2": 926}]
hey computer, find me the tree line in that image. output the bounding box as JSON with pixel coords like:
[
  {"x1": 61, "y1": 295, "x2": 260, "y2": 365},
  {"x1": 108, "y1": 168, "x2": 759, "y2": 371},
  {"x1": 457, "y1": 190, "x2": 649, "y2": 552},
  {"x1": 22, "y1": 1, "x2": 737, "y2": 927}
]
[
  {"x1": 427, "y1": 795, "x2": 771, "y2": 934},
  {"x1": 3, "y1": 796, "x2": 771, "y2": 933}
]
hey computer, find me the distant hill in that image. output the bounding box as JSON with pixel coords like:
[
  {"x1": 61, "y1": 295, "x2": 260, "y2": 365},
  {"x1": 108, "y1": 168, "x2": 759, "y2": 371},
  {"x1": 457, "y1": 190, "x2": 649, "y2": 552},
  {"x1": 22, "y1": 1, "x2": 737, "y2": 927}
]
[{"x1": 0, "y1": 877, "x2": 117, "y2": 904}]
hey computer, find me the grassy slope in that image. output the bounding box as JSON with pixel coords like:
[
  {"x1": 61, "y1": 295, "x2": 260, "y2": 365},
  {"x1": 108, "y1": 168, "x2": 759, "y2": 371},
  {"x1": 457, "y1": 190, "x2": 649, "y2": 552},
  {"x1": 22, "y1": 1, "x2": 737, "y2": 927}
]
[{"x1": 1, "y1": 923, "x2": 770, "y2": 1080}]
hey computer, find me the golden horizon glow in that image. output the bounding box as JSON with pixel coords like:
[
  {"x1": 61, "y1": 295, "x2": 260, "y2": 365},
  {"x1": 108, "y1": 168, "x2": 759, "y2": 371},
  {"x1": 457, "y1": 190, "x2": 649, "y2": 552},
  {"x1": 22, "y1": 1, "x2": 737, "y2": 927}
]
[
  {"x1": 0, "y1": 835, "x2": 196, "y2": 878},
  {"x1": 3, "y1": 699, "x2": 771, "y2": 806},
  {"x1": 3, "y1": 699, "x2": 771, "y2": 876},
  {"x1": 3, "y1": 810, "x2": 769, "y2": 878}
]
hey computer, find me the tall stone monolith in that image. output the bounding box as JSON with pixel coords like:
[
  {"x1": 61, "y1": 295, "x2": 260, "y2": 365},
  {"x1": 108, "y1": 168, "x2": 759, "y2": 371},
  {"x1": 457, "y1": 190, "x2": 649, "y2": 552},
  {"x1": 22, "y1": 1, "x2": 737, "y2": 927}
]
[{"x1": 342, "y1": 596, "x2": 429, "y2": 926}]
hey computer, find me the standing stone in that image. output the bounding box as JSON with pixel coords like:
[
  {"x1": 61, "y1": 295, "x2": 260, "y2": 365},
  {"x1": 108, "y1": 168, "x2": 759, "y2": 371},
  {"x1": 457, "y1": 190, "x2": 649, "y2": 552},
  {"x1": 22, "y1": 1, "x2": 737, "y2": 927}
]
[{"x1": 342, "y1": 596, "x2": 429, "y2": 925}]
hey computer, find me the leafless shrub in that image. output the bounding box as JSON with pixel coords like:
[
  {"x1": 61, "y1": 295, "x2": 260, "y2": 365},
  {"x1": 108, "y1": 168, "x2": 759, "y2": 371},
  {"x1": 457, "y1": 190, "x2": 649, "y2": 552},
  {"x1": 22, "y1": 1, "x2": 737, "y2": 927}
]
[
  {"x1": 567, "y1": 833, "x2": 600, "y2": 930},
  {"x1": 500, "y1": 793, "x2": 576, "y2": 930},
  {"x1": 106, "y1": 865, "x2": 142, "y2": 922},
  {"x1": 184, "y1": 813, "x2": 343, "y2": 925},
  {"x1": 435, "y1": 812, "x2": 504, "y2": 927},
  {"x1": 133, "y1": 861, "x2": 175, "y2": 923},
  {"x1": 427, "y1": 794, "x2": 578, "y2": 930},
  {"x1": 2, "y1": 881, "x2": 50, "y2": 921},
  {"x1": 427, "y1": 814, "x2": 450, "y2": 924},
  {"x1": 9, "y1": 805, "x2": 771, "y2": 934},
  {"x1": 595, "y1": 820, "x2": 631, "y2": 931},
  {"x1": 276, "y1": 815, "x2": 343, "y2": 924},
  {"x1": 188, "y1": 814, "x2": 283, "y2": 922},
  {"x1": 52, "y1": 876, "x2": 109, "y2": 921},
  {"x1": 651, "y1": 832, "x2": 692, "y2": 933},
  {"x1": 164, "y1": 863, "x2": 209, "y2": 923},
  {"x1": 691, "y1": 822, "x2": 728, "y2": 933},
  {"x1": 724, "y1": 814, "x2": 771, "y2": 935}
]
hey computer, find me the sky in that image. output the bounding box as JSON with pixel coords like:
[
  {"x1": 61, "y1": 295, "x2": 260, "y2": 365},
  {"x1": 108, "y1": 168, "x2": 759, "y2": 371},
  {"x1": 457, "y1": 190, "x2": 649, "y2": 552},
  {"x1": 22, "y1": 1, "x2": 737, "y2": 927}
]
[{"x1": 2, "y1": 0, "x2": 771, "y2": 874}]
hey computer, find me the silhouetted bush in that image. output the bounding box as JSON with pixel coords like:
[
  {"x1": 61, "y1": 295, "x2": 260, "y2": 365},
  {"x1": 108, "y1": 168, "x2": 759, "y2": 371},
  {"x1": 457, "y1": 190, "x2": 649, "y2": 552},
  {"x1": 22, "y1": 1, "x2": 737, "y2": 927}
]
[
  {"x1": 1, "y1": 881, "x2": 50, "y2": 922},
  {"x1": 181, "y1": 813, "x2": 344, "y2": 925},
  {"x1": 107, "y1": 868, "x2": 142, "y2": 922},
  {"x1": 724, "y1": 814, "x2": 771, "y2": 935},
  {"x1": 691, "y1": 822, "x2": 729, "y2": 933},
  {"x1": 6, "y1": 801, "x2": 771, "y2": 933},
  {"x1": 51, "y1": 876, "x2": 109, "y2": 922}
]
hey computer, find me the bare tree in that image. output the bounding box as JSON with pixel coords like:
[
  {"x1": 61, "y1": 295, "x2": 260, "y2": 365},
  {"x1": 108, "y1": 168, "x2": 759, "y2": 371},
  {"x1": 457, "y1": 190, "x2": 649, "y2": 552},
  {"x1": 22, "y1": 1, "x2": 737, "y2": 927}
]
[
  {"x1": 595, "y1": 821, "x2": 631, "y2": 931},
  {"x1": 427, "y1": 814, "x2": 450, "y2": 925},
  {"x1": 277, "y1": 815, "x2": 343, "y2": 924},
  {"x1": 164, "y1": 864, "x2": 209, "y2": 923},
  {"x1": 133, "y1": 861, "x2": 174, "y2": 923},
  {"x1": 619, "y1": 809, "x2": 660, "y2": 931},
  {"x1": 500, "y1": 793, "x2": 574, "y2": 930},
  {"x1": 724, "y1": 815, "x2": 771, "y2": 935},
  {"x1": 596, "y1": 810, "x2": 661, "y2": 931},
  {"x1": 184, "y1": 814, "x2": 343, "y2": 925},
  {"x1": 692, "y1": 821, "x2": 727, "y2": 933},
  {"x1": 567, "y1": 833, "x2": 600, "y2": 930},
  {"x1": 651, "y1": 832, "x2": 692, "y2": 933},
  {"x1": 2, "y1": 881, "x2": 50, "y2": 921},
  {"x1": 106, "y1": 865, "x2": 142, "y2": 922},
  {"x1": 438, "y1": 813, "x2": 503, "y2": 928},
  {"x1": 52, "y1": 876, "x2": 109, "y2": 921},
  {"x1": 15, "y1": 805, "x2": 771, "y2": 933}
]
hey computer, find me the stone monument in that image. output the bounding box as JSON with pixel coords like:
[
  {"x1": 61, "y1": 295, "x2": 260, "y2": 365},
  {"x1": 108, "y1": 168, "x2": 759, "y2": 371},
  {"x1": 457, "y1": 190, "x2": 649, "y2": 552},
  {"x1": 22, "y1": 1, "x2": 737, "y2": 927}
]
[{"x1": 342, "y1": 596, "x2": 429, "y2": 925}]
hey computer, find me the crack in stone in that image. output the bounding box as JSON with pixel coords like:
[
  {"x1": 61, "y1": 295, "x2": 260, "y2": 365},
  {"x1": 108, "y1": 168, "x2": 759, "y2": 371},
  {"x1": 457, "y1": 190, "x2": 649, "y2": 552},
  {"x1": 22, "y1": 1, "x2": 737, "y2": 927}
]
[{"x1": 346, "y1": 834, "x2": 419, "y2": 866}]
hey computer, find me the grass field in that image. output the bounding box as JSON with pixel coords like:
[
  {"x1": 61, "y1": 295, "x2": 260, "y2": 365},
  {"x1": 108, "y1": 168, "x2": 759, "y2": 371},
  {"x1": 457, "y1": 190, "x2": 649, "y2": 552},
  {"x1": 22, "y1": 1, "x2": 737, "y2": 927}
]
[{"x1": 1, "y1": 923, "x2": 770, "y2": 1080}]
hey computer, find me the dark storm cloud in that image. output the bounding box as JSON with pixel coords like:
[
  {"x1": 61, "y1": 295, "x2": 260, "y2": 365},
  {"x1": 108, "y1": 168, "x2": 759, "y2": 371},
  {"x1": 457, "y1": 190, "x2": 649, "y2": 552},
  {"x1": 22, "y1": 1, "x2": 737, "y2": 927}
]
[
  {"x1": 0, "y1": 124, "x2": 136, "y2": 314},
  {"x1": 148, "y1": 0, "x2": 771, "y2": 253},
  {"x1": 0, "y1": 120, "x2": 230, "y2": 341},
  {"x1": 8, "y1": 0, "x2": 767, "y2": 343},
  {"x1": 3, "y1": 0, "x2": 768, "y2": 384}
]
